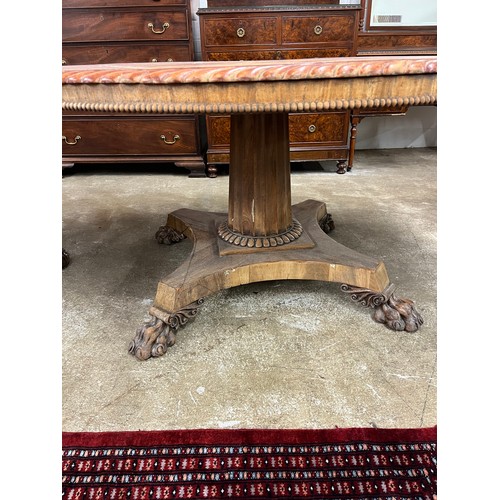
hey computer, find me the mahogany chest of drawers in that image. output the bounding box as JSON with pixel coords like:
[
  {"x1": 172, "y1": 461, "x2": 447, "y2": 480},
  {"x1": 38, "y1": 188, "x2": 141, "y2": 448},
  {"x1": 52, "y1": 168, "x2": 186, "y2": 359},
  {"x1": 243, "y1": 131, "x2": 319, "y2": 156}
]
[
  {"x1": 62, "y1": 0, "x2": 206, "y2": 177},
  {"x1": 197, "y1": 4, "x2": 361, "y2": 176}
]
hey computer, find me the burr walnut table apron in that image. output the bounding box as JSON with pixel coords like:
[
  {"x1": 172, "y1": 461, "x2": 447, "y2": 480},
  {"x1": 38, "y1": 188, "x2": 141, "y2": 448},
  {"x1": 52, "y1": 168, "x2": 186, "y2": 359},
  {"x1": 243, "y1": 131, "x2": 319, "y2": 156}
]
[{"x1": 62, "y1": 56, "x2": 437, "y2": 361}]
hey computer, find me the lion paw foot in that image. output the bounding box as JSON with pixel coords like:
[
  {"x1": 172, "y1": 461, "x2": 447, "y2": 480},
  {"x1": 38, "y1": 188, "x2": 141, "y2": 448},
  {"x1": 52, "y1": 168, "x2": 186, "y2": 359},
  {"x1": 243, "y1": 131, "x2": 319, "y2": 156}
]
[
  {"x1": 155, "y1": 225, "x2": 186, "y2": 245},
  {"x1": 319, "y1": 213, "x2": 335, "y2": 233},
  {"x1": 373, "y1": 295, "x2": 423, "y2": 333}
]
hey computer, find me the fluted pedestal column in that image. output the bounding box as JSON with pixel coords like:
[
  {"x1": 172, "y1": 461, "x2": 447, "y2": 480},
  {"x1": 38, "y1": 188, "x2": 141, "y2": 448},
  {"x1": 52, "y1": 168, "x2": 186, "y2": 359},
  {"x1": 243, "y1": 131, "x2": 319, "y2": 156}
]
[{"x1": 218, "y1": 113, "x2": 303, "y2": 250}]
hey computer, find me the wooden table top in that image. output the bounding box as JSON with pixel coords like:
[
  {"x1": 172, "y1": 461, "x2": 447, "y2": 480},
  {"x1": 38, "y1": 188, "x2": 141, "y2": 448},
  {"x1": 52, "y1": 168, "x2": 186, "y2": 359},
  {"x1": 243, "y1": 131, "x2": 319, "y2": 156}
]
[
  {"x1": 62, "y1": 55, "x2": 436, "y2": 84},
  {"x1": 62, "y1": 55, "x2": 437, "y2": 115}
]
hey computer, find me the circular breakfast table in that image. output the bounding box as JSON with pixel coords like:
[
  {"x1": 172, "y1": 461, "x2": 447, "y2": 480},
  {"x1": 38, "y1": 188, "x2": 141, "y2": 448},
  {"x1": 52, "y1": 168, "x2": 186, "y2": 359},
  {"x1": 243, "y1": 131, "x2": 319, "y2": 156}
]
[{"x1": 62, "y1": 56, "x2": 437, "y2": 361}]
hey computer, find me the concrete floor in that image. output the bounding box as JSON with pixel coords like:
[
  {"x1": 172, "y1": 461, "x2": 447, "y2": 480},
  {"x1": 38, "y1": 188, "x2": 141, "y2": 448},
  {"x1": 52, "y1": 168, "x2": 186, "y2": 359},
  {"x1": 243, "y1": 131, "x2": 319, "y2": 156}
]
[{"x1": 62, "y1": 148, "x2": 436, "y2": 432}]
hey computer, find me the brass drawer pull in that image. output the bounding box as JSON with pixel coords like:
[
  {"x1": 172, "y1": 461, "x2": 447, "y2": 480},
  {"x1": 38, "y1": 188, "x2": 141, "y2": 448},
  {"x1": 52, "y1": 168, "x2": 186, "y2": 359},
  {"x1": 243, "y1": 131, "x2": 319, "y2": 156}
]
[
  {"x1": 148, "y1": 22, "x2": 170, "y2": 34},
  {"x1": 314, "y1": 25, "x2": 323, "y2": 35},
  {"x1": 62, "y1": 135, "x2": 81, "y2": 145},
  {"x1": 236, "y1": 27, "x2": 245, "y2": 38},
  {"x1": 151, "y1": 58, "x2": 158, "y2": 62},
  {"x1": 308, "y1": 125, "x2": 316, "y2": 133},
  {"x1": 161, "y1": 134, "x2": 180, "y2": 145},
  {"x1": 62, "y1": 59, "x2": 67, "y2": 65}
]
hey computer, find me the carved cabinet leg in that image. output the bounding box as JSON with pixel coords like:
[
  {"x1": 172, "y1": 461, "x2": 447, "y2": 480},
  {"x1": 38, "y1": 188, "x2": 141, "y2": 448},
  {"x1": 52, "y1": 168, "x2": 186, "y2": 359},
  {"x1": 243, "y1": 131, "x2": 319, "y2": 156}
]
[
  {"x1": 341, "y1": 283, "x2": 423, "y2": 333},
  {"x1": 129, "y1": 299, "x2": 205, "y2": 360}
]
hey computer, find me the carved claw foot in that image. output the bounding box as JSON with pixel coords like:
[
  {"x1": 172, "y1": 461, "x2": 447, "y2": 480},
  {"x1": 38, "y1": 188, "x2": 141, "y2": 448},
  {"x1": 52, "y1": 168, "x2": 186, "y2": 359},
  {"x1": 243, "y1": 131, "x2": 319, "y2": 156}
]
[
  {"x1": 155, "y1": 225, "x2": 186, "y2": 245},
  {"x1": 129, "y1": 315, "x2": 170, "y2": 361},
  {"x1": 129, "y1": 299, "x2": 205, "y2": 360},
  {"x1": 62, "y1": 248, "x2": 70, "y2": 269},
  {"x1": 341, "y1": 283, "x2": 423, "y2": 333},
  {"x1": 319, "y1": 213, "x2": 335, "y2": 233}
]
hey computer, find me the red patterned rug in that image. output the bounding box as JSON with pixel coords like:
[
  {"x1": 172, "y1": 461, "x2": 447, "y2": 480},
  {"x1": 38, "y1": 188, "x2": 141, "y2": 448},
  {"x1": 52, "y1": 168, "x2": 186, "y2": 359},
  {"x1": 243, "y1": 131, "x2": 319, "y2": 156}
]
[{"x1": 62, "y1": 427, "x2": 437, "y2": 499}]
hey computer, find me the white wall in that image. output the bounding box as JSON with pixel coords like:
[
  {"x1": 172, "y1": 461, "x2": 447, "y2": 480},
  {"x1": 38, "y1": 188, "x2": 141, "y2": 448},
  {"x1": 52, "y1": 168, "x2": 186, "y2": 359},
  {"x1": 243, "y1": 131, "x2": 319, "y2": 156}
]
[
  {"x1": 189, "y1": 0, "x2": 437, "y2": 150},
  {"x1": 355, "y1": 106, "x2": 437, "y2": 149},
  {"x1": 191, "y1": 0, "x2": 203, "y2": 61}
]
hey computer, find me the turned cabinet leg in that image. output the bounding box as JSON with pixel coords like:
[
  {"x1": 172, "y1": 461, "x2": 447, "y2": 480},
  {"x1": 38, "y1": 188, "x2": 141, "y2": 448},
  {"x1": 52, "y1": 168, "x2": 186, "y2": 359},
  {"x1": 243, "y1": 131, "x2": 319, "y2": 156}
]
[
  {"x1": 206, "y1": 164, "x2": 218, "y2": 178},
  {"x1": 348, "y1": 115, "x2": 364, "y2": 172},
  {"x1": 336, "y1": 160, "x2": 348, "y2": 174}
]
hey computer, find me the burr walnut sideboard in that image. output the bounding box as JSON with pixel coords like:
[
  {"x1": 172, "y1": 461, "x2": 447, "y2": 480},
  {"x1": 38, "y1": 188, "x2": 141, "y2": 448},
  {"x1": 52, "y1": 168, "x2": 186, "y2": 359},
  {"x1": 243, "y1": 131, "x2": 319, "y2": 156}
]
[
  {"x1": 62, "y1": 56, "x2": 437, "y2": 361},
  {"x1": 197, "y1": 4, "x2": 360, "y2": 177},
  {"x1": 197, "y1": 0, "x2": 437, "y2": 176},
  {"x1": 62, "y1": 0, "x2": 206, "y2": 177}
]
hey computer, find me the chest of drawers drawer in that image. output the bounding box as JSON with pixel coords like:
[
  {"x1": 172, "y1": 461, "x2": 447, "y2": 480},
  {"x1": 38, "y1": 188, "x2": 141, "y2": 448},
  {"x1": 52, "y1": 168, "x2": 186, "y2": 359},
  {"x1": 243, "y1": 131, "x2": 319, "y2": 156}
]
[
  {"x1": 204, "y1": 47, "x2": 352, "y2": 62},
  {"x1": 207, "y1": 113, "x2": 348, "y2": 148},
  {"x1": 62, "y1": 9, "x2": 189, "y2": 42},
  {"x1": 282, "y1": 13, "x2": 356, "y2": 45},
  {"x1": 63, "y1": 0, "x2": 187, "y2": 6},
  {"x1": 63, "y1": 43, "x2": 191, "y2": 65},
  {"x1": 62, "y1": 116, "x2": 199, "y2": 156},
  {"x1": 289, "y1": 112, "x2": 350, "y2": 146},
  {"x1": 62, "y1": 0, "x2": 206, "y2": 176},
  {"x1": 202, "y1": 16, "x2": 278, "y2": 46},
  {"x1": 199, "y1": 6, "x2": 359, "y2": 54}
]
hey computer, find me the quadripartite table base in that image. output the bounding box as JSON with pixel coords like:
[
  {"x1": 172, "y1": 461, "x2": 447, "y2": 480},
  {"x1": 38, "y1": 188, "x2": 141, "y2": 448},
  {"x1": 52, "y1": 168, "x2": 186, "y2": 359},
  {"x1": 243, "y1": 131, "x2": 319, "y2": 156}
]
[{"x1": 128, "y1": 112, "x2": 423, "y2": 361}]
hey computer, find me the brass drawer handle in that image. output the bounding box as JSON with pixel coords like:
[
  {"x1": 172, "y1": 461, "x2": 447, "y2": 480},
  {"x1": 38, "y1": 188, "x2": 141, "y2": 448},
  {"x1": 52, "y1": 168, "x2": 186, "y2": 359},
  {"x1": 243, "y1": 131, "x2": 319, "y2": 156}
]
[
  {"x1": 314, "y1": 25, "x2": 323, "y2": 35},
  {"x1": 62, "y1": 135, "x2": 81, "y2": 145},
  {"x1": 308, "y1": 125, "x2": 316, "y2": 133},
  {"x1": 62, "y1": 59, "x2": 67, "y2": 65},
  {"x1": 148, "y1": 22, "x2": 170, "y2": 34},
  {"x1": 151, "y1": 58, "x2": 158, "y2": 62},
  {"x1": 160, "y1": 134, "x2": 180, "y2": 145},
  {"x1": 236, "y1": 27, "x2": 245, "y2": 38}
]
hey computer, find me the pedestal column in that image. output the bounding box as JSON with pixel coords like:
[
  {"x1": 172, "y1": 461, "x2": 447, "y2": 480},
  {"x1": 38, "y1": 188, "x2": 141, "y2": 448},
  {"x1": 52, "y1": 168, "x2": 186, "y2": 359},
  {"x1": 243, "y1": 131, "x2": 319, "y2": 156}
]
[{"x1": 226, "y1": 113, "x2": 293, "y2": 238}]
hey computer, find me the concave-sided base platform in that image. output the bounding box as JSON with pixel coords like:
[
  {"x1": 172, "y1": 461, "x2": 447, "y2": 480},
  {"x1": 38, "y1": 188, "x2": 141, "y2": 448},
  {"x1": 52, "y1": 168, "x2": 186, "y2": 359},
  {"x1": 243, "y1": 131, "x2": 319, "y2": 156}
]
[{"x1": 129, "y1": 199, "x2": 423, "y2": 360}]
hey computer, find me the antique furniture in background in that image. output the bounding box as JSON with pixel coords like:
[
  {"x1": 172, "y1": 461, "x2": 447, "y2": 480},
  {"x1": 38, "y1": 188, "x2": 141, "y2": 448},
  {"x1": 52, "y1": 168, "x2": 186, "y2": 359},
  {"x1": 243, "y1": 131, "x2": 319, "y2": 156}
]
[
  {"x1": 357, "y1": 0, "x2": 436, "y2": 57},
  {"x1": 62, "y1": 0, "x2": 206, "y2": 177},
  {"x1": 346, "y1": 0, "x2": 437, "y2": 171},
  {"x1": 198, "y1": 0, "x2": 437, "y2": 175},
  {"x1": 197, "y1": 1, "x2": 361, "y2": 177},
  {"x1": 62, "y1": 55, "x2": 437, "y2": 361}
]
